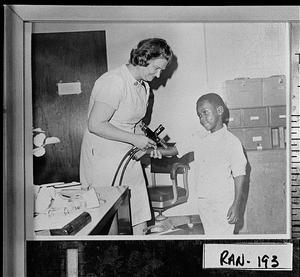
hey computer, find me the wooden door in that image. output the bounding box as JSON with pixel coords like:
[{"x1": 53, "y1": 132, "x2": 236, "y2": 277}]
[{"x1": 32, "y1": 31, "x2": 107, "y2": 184}]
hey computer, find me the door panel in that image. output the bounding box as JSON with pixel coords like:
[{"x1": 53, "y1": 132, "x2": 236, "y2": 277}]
[{"x1": 32, "y1": 31, "x2": 108, "y2": 184}]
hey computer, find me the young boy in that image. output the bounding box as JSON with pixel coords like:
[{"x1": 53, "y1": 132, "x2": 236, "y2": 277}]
[{"x1": 150, "y1": 93, "x2": 247, "y2": 236}]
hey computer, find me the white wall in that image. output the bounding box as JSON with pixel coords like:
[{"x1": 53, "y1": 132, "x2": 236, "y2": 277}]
[
  {"x1": 33, "y1": 22, "x2": 286, "y2": 216},
  {"x1": 4, "y1": 6, "x2": 27, "y2": 276}
]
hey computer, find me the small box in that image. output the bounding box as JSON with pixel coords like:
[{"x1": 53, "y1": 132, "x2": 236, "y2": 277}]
[
  {"x1": 262, "y1": 75, "x2": 286, "y2": 106},
  {"x1": 279, "y1": 126, "x2": 286, "y2": 149},
  {"x1": 241, "y1": 107, "x2": 268, "y2": 127},
  {"x1": 57, "y1": 81, "x2": 82, "y2": 95},
  {"x1": 225, "y1": 78, "x2": 263, "y2": 108},
  {"x1": 243, "y1": 127, "x2": 272, "y2": 150},
  {"x1": 269, "y1": 106, "x2": 286, "y2": 126},
  {"x1": 271, "y1": 128, "x2": 279, "y2": 148},
  {"x1": 229, "y1": 129, "x2": 245, "y2": 146},
  {"x1": 227, "y1": 109, "x2": 242, "y2": 128}
]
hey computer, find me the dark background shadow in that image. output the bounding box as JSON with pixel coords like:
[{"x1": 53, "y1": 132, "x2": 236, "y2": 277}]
[
  {"x1": 223, "y1": 105, "x2": 230, "y2": 126},
  {"x1": 149, "y1": 54, "x2": 178, "y2": 90},
  {"x1": 234, "y1": 148, "x2": 251, "y2": 234},
  {"x1": 143, "y1": 54, "x2": 178, "y2": 126},
  {"x1": 225, "y1": 109, "x2": 251, "y2": 234}
]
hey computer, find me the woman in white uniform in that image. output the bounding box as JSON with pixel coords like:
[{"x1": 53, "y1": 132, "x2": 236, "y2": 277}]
[{"x1": 80, "y1": 38, "x2": 173, "y2": 234}]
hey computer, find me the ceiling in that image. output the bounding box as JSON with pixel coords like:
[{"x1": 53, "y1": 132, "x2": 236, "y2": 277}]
[{"x1": 7, "y1": 5, "x2": 300, "y2": 22}]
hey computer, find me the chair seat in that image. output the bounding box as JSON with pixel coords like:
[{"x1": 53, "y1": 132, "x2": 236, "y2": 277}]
[{"x1": 148, "y1": 186, "x2": 187, "y2": 202}]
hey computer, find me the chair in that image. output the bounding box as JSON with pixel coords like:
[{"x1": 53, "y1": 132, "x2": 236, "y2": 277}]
[{"x1": 147, "y1": 156, "x2": 190, "y2": 222}]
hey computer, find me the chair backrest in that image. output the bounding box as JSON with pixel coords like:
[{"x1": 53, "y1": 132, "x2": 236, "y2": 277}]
[
  {"x1": 150, "y1": 155, "x2": 190, "y2": 196},
  {"x1": 150, "y1": 152, "x2": 194, "y2": 174},
  {"x1": 150, "y1": 156, "x2": 185, "y2": 174}
]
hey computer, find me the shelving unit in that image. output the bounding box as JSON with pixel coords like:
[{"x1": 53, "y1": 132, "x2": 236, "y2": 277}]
[{"x1": 225, "y1": 75, "x2": 287, "y2": 234}]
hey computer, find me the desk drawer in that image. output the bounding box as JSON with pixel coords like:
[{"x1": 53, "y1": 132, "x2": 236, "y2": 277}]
[
  {"x1": 263, "y1": 75, "x2": 286, "y2": 106},
  {"x1": 269, "y1": 106, "x2": 286, "y2": 126},
  {"x1": 227, "y1": 109, "x2": 242, "y2": 128},
  {"x1": 242, "y1": 107, "x2": 268, "y2": 127},
  {"x1": 225, "y1": 78, "x2": 263, "y2": 108},
  {"x1": 244, "y1": 127, "x2": 272, "y2": 150},
  {"x1": 229, "y1": 129, "x2": 245, "y2": 146}
]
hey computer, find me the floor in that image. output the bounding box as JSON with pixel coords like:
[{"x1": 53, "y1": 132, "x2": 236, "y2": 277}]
[{"x1": 145, "y1": 214, "x2": 204, "y2": 236}]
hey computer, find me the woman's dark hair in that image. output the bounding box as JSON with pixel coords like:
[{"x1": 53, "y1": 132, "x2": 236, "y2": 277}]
[{"x1": 129, "y1": 38, "x2": 173, "y2": 67}]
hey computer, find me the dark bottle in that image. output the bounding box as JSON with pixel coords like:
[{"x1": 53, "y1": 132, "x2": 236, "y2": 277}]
[
  {"x1": 154, "y1": 124, "x2": 165, "y2": 136},
  {"x1": 140, "y1": 122, "x2": 167, "y2": 148}
]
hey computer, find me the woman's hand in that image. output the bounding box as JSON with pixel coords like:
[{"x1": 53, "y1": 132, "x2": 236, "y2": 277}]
[{"x1": 132, "y1": 134, "x2": 156, "y2": 150}]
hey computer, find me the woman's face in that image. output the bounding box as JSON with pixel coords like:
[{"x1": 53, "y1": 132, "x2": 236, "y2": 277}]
[{"x1": 140, "y1": 58, "x2": 168, "y2": 82}]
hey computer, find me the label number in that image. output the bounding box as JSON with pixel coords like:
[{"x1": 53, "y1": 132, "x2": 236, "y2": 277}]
[{"x1": 258, "y1": 255, "x2": 279, "y2": 268}]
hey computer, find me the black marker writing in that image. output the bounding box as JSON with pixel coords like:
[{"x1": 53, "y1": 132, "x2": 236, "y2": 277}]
[{"x1": 220, "y1": 250, "x2": 245, "y2": 266}]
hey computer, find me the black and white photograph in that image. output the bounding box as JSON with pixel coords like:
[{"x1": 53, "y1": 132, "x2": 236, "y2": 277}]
[{"x1": 3, "y1": 5, "x2": 300, "y2": 276}]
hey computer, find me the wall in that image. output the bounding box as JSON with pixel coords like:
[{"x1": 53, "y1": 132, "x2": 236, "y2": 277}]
[
  {"x1": 3, "y1": 6, "x2": 26, "y2": 277},
  {"x1": 33, "y1": 22, "x2": 286, "y2": 138},
  {"x1": 32, "y1": 22, "x2": 287, "y2": 216}
]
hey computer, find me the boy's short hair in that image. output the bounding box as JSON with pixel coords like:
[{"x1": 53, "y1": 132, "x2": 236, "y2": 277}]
[
  {"x1": 196, "y1": 93, "x2": 229, "y2": 123},
  {"x1": 196, "y1": 93, "x2": 226, "y2": 108}
]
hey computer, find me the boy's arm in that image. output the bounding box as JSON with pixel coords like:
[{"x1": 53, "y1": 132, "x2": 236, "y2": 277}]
[
  {"x1": 134, "y1": 146, "x2": 178, "y2": 160},
  {"x1": 151, "y1": 146, "x2": 178, "y2": 158},
  {"x1": 227, "y1": 175, "x2": 246, "y2": 224}
]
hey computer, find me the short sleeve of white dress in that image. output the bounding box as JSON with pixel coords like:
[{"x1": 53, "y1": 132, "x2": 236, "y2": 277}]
[{"x1": 90, "y1": 72, "x2": 124, "y2": 110}]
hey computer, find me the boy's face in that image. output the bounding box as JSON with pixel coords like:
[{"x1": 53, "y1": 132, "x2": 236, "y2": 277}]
[{"x1": 196, "y1": 100, "x2": 224, "y2": 133}]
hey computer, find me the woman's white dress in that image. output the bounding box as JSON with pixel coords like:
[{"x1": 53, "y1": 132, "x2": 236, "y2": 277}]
[{"x1": 80, "y1": 64, "x2": 151, "y2": 226}]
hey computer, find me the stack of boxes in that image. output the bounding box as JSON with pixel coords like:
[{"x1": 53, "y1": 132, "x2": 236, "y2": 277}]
[{"x1": 225, "y1": 75, "x2": 286, "y2": 150}]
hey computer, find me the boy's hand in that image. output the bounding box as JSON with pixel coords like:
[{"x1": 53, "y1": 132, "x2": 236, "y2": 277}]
[
  {"x1": 150, "y1": 149, "x2": 162, "y2": 159},
  {"x1": 227, "y1": 204, "x2": 240, "y2": 224}
]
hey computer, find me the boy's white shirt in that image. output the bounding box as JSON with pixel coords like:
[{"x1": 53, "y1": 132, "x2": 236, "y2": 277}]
[{"x1": 175, "y1": 124, "x2": 247, "y2": 200}]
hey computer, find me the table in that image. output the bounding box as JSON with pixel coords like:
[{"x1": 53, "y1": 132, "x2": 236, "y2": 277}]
[
  {"x1": 34, "y1": 186, "x2": 132, "y2": 236},
  {"x1": 77, "y1": 186, "x2": 132, "y2": 236}
]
